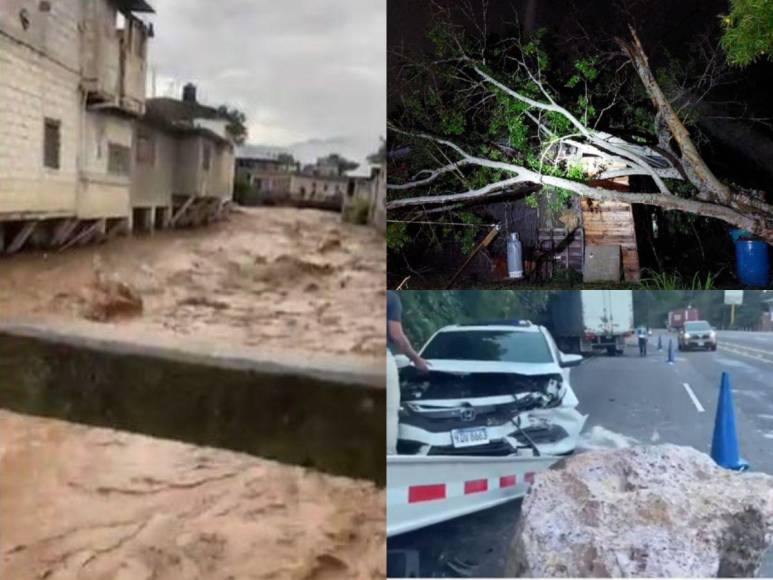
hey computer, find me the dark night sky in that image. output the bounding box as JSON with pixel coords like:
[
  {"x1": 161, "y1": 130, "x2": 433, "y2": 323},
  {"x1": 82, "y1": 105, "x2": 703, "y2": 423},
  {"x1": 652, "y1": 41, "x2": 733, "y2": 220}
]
[
  {"x1": 387, "y1": 0, "x2": 770, "y2": 105},
  {"x1": 389, "y1": 0, "x2": 731, "y2": 62}
]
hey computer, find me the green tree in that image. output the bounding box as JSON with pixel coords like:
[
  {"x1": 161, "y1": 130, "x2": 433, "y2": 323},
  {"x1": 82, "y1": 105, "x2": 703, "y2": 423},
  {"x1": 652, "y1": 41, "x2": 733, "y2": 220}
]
[
  {"x1": 216, "y1": 105, "x2": 248, "y2": 145},
  {"x1": 720, "y1": 0, "x2": 773, "y2": 66},
  {"x1": 633, "y1": 290, "x2": 770, "y2": 329},
  {"x1": 399, "y1": 290, "x2": 553, "y2": 345}
]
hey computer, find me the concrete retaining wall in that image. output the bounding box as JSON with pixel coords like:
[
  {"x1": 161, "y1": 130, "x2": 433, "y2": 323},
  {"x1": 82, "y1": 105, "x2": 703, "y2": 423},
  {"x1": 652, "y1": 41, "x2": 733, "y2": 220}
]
[{"x1": 0, "y1": 324, "x2": 385, "y2": 483}]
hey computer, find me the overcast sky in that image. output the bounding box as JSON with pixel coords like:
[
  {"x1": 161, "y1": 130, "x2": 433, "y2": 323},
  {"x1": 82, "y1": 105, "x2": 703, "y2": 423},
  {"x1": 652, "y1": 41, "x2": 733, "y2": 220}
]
[{"x1": 147, "y1": 0, "x2": 385, "y2": 166}]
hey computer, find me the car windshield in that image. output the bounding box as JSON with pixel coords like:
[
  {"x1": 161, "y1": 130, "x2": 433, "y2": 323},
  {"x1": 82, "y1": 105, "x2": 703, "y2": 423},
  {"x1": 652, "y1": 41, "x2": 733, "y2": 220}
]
[
  {"x1": 421, "y1": 330, "x2": 554, "y2": 363},
  {"x1": 685, "y1": 321, "x2": 712, "y2": 331}
]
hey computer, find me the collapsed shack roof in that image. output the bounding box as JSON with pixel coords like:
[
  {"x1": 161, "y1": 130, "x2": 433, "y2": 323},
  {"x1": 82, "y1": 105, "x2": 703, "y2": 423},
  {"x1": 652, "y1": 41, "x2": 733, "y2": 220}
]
[
  {"x1": 389, "y1": 134, "x2": 681, "y2": 183},
  {"x1": 143, "y1": 98, "x2": 231, "y2": 145},
  {"x1": 115, "y1": 0, "x2": 155, "y2": 14}
]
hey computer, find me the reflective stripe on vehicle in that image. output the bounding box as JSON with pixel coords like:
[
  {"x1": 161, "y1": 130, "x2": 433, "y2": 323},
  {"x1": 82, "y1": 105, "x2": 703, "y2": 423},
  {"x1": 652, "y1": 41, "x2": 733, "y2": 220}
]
[{"x1": 401, "y1": 472, "x2": 535, "y2": 504}]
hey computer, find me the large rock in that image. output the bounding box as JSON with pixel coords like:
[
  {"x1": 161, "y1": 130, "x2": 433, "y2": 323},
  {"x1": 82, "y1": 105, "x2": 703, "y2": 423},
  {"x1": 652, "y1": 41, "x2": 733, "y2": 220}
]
[{"x1": 506, "y1": 444, "x2": 773, "y2": 577}]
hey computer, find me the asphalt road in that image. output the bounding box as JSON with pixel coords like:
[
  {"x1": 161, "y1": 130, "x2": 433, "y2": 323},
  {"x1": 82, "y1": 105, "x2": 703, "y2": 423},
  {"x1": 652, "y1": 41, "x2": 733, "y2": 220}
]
[
  {"x1": 387, "y1": 330, "x2": 773, "y2": 578},
  {"x1": 576, "y1": 330, "x2": 773, "y2": 475}
]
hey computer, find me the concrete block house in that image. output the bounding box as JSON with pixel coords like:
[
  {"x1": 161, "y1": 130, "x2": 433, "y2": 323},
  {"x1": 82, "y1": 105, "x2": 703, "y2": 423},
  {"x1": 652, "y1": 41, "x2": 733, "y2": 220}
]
[
  {"x1": 235, "y1": 150, "x2": 351, "y2": 211},
  {"x1": 132, "y1": 86, "x2": 235, "y2": 230},
  {"x1": 0, "y1": 0, "x2": 234, "y2": 254}
]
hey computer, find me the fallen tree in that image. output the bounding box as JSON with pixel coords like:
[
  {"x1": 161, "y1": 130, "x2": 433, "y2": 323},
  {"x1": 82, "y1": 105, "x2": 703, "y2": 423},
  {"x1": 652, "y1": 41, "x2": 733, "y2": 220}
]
[{"x1": 388, "y1": 19, "x2": 773, "y2": 243}]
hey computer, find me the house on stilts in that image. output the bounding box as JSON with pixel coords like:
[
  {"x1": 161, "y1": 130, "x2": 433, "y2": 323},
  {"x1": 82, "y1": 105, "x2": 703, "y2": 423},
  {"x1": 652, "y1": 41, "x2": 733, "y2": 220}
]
[{"x1": 0, "y1": 0, "x2": 234, "y2": 255}]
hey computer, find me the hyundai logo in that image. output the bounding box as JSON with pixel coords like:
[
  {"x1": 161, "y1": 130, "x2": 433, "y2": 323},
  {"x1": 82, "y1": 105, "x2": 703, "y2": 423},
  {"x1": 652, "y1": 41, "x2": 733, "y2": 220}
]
[{"x1": 460, "y1": 408, "x2": 476, "y2": 422}]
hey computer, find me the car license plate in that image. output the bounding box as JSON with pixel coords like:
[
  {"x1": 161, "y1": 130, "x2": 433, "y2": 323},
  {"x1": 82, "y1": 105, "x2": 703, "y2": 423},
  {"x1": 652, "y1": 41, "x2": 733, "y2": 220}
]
[
  {"x1": 451, "y1": 427, "x2": 489, "y2": 448},
  {"x1": 697, "y1": 341, "x2": 704, "y2": 347}
]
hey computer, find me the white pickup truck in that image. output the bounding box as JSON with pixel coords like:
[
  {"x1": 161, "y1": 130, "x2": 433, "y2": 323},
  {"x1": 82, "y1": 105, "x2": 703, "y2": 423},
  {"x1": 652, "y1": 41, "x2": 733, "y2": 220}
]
[{"x1": 387, "y1": 320, "x2": 586, "y2": 537}]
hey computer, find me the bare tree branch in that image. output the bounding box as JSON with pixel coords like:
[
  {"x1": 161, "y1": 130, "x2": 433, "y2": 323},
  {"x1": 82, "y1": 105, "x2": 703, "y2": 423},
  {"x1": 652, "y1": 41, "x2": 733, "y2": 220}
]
[
  {"x1": 388, "y1": 159, "x2": 471, "y2": 190},
  {"x1": 617, "y1": 27, "x2": 733, "y2": 203},
  {"x1": 387, "y1": 19, "x2": 773, "y2": 244}
]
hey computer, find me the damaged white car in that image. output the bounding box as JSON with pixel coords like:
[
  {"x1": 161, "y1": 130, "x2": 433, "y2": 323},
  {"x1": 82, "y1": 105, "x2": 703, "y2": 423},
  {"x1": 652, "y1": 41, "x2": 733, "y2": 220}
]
[{"x1": 396, "y1": 321, "x2": 587, "y2": 457}]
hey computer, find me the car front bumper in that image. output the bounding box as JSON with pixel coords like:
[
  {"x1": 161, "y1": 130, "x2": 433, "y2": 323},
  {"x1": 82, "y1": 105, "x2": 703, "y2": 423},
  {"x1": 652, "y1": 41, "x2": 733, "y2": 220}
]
[
  {"x1": 398, "y1": 406, "x2": 587, "y2": 457},
  {"x1": 681, "y1": 338, "x2": 717, "y2": 349}
]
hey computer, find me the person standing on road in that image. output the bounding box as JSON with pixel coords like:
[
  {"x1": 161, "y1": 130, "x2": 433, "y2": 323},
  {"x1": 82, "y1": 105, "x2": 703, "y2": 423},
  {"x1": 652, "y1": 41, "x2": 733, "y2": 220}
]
[
  {"x1": 636, "y1": 324, "x2": 649, "y2": 357},
  {"x1": 387, "y1": 290, "x2": 429, "y2": 455}
]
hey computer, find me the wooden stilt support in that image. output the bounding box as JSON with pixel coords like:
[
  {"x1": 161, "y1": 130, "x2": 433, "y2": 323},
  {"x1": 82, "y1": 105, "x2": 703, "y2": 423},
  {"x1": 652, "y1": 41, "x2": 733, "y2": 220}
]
[
  {"x1": 161, "y1": 206, "x2": 172, "y2": 229},
  {"x1": 6, "y1": 221, "x2": 38, "y2": 254},
  {"x1": 445, "y1": 225, "x2": 501, "y2": 289},
  {"x1": 51, "y1": 218, "x2": 79, "y2": 247},
  {"x1": 90, "y1": 219, "x2": 108, "y2": 245},
  {"x1": 170, "y1": 196, "x2": 196, "y2": 227},
  {"x1": 59, "y1": 219, "x2": 104, "y2": 252}
]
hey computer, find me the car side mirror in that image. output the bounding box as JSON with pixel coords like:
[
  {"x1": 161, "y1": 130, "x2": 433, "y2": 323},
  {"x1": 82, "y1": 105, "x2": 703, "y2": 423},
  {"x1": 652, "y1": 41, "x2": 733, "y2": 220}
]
[{"x1": 559, "y1": 353, "x2": 583, "y2": 368}]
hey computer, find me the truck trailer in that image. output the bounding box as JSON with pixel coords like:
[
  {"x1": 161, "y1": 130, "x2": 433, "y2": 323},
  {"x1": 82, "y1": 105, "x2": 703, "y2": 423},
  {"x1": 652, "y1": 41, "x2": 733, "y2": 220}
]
[
  {"x1": 667, "y1": 307, "x2": 700, "y2": 332},
  {"x1": 547, "y1": 290, "x2": 634, "y2": 355}
]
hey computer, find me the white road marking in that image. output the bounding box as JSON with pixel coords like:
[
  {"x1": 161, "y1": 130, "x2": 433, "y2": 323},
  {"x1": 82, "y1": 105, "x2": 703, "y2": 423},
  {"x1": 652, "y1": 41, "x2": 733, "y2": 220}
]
[
  {"x1": 720, "y1": 341, "x2": 773, "y2": 356},
  {"x1": 682, "y1": 382, "x2": 705, "y2": 413},
  {"x1": 718, "y1": 344, "x2": 773, "y2": 365}
]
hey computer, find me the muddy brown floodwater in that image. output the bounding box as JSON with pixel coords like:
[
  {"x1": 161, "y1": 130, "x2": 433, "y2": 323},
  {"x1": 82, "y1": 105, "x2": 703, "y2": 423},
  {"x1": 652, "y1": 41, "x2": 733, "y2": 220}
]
[
  {"x1": 0, "y1": 410, "x2": 386, "y2": 579},
  {"x1": 0, "y1": 206, "x2": 386, "y2": 364},
  {"x1": 0, "y1": 206, "x2": 387, "y2": 578}
]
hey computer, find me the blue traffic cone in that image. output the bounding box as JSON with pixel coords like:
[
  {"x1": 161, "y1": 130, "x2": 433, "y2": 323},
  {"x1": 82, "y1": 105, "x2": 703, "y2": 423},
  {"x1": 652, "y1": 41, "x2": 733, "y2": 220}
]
[
  {"x1": 710, "y1": 372, "x2": 749, "y2": 471},
  {"x1": 657, "y1": 335, "x2": 663, "y2": 351},
  {"x1": 667, "y1": 338, "x2": 674, "y2": 364}
]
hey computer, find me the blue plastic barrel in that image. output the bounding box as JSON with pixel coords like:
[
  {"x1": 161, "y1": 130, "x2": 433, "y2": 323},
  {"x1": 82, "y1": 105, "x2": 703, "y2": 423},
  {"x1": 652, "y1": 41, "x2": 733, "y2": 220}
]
[{"x1": 735, "y1": 240, "x2": 770, "y2": 286}]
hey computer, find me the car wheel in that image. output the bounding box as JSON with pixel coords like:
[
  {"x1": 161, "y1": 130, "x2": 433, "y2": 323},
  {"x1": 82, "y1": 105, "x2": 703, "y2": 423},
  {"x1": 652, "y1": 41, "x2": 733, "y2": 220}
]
[{"x1": 711, "y1": 345, "x2": 717, "y2": 351}]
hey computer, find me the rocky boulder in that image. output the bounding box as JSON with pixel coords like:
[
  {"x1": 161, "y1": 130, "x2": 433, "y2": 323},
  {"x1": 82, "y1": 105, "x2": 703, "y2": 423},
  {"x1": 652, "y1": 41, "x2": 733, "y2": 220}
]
[{"x1": 506, "y1": 444, "x2": 773, "y2": 577}]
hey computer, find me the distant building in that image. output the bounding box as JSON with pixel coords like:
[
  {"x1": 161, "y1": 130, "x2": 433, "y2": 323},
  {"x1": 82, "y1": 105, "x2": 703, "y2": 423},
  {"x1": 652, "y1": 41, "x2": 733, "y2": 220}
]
[
  {"x1": 234, "y1": 151, "x2": 351, "y2": 210},
  {"x1": 0, "y1": 0, "x2": 234, "y2": 254},
  {"x1": 132, "y1": 86, "x2": 235, "y2": 230},
  {"x1": 233, "y1": 149, "x2": 385, "y2": 232},
  {"x1": 344, "y1": 165, "x2": 386, "y2": 232},
  {"x1": 235, "y1": 151, "x2": 298, "y2": 197}
]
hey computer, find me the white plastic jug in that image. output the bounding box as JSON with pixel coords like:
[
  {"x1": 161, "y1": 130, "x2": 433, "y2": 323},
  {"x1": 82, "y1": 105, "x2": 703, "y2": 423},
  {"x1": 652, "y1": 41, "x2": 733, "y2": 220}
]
[{"x1": 507, "y1": 232, "x2": 523, "y2": 279}]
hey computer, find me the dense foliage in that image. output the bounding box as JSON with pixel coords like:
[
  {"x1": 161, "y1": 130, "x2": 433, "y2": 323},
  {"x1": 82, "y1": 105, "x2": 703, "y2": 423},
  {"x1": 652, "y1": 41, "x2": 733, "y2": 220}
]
[
  {"x1": 399, "y1": 290, "x2": 554, "y2": 344},
  {"x1": 721, "y1": 0, "x2": 773, "y2": 66},
  {"x1": 634, "y1": 290, "x2": 770, "y2": 328},
  {"x1": 217, "y1": 105, "x2": 248, "y2": 145},
  {"x1": 389, "y1": 25, "x2": 609, "y2": 255},
  {"x1": 399, "y1": 290, "x2": 771, "y2": 345}
]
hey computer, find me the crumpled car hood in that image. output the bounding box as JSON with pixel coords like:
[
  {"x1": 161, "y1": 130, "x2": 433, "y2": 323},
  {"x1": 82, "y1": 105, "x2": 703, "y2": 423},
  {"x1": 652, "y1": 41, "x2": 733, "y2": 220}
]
[{"x1": 421, "y1": 358, "x2": 561, "y2": 376}]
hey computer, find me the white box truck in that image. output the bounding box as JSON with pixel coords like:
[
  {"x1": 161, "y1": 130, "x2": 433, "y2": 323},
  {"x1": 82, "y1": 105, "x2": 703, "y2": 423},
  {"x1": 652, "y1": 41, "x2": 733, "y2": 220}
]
[{"x1": 547, "y1": 290, "x2": 634, "y2": 355}]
